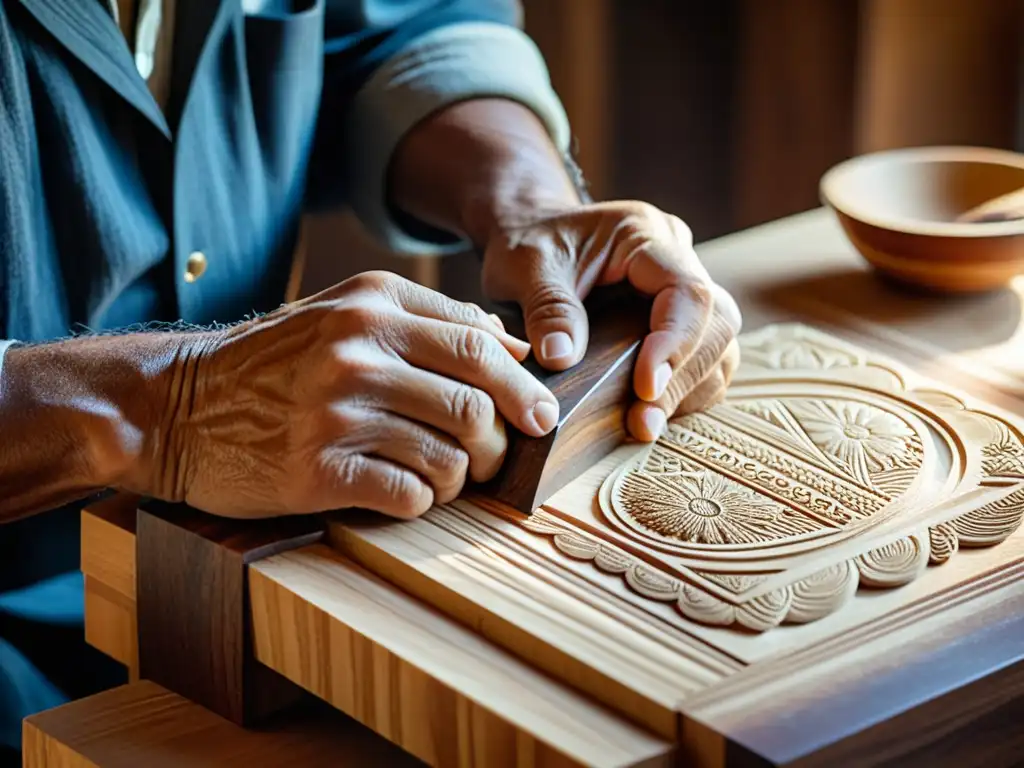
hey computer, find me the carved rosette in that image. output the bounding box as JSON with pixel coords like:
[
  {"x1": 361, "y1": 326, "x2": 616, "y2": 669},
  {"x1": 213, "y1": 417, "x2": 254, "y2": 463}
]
[{"x1": 523, "y1": 325, "x2": 1024, "y2": 634}]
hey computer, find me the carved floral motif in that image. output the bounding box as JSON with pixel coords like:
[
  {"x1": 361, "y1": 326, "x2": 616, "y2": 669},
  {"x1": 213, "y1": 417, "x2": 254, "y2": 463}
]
[
  {"x1": 739, "y1": 327, "x2": 861, "y2": 371},
  {"x1": 618, "y1": 470, "x2": 799, "y2": 545},
  {"x1": 790, "y1": 401, "x2": 917, "y2": 484}
]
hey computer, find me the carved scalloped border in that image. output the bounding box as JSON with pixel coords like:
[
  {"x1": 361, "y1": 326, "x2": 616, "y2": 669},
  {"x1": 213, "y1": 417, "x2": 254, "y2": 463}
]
[{"x1": 523, "y1": 496, "x2": 1020, "y2": 633}]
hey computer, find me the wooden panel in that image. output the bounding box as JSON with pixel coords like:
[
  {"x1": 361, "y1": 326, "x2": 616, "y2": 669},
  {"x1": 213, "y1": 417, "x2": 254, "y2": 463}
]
[
  {"x1": 683, "y1": 573, "x2": 1024, "y2": 766},
  {"x1": 540, "y1": 453, "x2": 1024, "y2": 669},
  {"x1": 733, "y1": 0, "x2": 858, "y2": 228},
  {"x1": 249, "y1": 545, "x2": 674, "y2": 768},
  {"x1": 80, "y1": 212, "x2": 1024, "y2": 766},
  {"x1": 81, "y1": 498, "x2": 673, "y2": 767},
  {"x1": 135, "y1": 503, "x2": 325, "y2": 725},
  {"x1": 82, "y1": 496, "x2": 140, "y2": 678},
  {"x1": 324, "y1": 211, "x2": 1024, "y2": 765},
  {"x1": 22, "y1": 681, "x2": 420, "y2": 768},
  {"x1": 522, "y1": 0, "x2": 613, "y2": 200},
  {"x1": 82, "y1": 498, "x2": 136, "y2": 598},
  {"x1": 329, "y1": 506, "x2": 744, "y2": 740},
  {"x1": 607, "y1": 2, "x2": 738, "y2": 240},
  {"x1": 855, "y1": 0, "x2": 1021, "y2": 153}
]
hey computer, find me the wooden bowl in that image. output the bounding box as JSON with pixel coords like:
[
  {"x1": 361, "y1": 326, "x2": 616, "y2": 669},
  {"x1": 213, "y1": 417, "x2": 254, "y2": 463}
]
[{"x1": 820, "y1": 146, "x2": 1024, "y2": 293}]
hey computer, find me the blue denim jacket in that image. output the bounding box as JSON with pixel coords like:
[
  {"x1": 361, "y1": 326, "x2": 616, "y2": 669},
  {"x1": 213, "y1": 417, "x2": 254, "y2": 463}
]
[{"x1": 0, "y1": 0, "x2": 569, "y2": 748}]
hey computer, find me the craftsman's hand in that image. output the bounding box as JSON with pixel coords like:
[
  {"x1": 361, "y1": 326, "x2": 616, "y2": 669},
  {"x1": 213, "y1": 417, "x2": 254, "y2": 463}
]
[
  {"x1": 131, "y1": 272, "x2": 559, "y2": 520},
  {"x1": 388, "y1": 98, "x2": 739, "y2": 440},
  {"x1": 481, "y1": 201, "x2": 742, "y2": 441}
]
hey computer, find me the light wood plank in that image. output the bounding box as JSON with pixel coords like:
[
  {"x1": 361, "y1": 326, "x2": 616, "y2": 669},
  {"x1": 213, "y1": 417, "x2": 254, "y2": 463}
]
[
  {"x1": 329, "y1": 505, "x2": 741, "y2": 741},
  {"x1": 81, "y1": 500, "x2": 674, "y2": 767},
  {"x1": 81, "y1": 494, "x2": 137, "y2": 600},
  {"x1": 855, "y1": 0, "x2": 1020, "y2": 152},
  {"x1": 22, "y1": 680, "x2": 419, "y2": 768},
  {"x1": 249, "y1": 545, "x2": 674, "y2": 768},
  {"x1": 82, "y1": 497, "x2": 140, "y2": 678},
  {"x1": 84, "y1": 576, "x2": 138, "y2": 679}
]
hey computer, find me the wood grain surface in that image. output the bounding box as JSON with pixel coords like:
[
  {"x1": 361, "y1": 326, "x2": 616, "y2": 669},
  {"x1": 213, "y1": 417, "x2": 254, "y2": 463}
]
[
  {"x1": 329, "y1": 503, "x2": 744, "y2": 740},
  {"x1": 81, "y1": 494, "x2": 140, "y2": 678},
  {"x1": 325, "y1": 210, "x2": 1024, "y2": 765},
  {"x1": 22, "y1": 680, "x2": 421, "y2": 768},
  {"x1": 483, "y1": 284, "x2": 652, "y2": 512},
  {"x1": 83, "y1": 502, "x2": 673, "y2": 767},
  {"x1": 682, "y1": 567, "x2": 1024, "y2": 766},
  {"x1": 249, "y1": 545, "x2": 674, "y2": 768},
  {"x1": 135, "y1": 502, "x2": 325, "y2": 725}
]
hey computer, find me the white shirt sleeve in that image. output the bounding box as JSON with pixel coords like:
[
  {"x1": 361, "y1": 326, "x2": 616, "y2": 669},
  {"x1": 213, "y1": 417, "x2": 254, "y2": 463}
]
[{"x1": 342, "y1": 21, "x2": 572, "y2": 256}]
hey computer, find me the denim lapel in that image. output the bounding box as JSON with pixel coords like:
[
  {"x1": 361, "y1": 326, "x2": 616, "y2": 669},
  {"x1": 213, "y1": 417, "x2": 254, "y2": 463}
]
[{"x1": 17, "y1": 0, "x2": 172, "y2": 138}]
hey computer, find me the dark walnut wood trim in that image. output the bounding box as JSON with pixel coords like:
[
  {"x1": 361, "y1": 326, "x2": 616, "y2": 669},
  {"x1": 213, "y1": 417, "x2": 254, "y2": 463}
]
[
  {"x1": 481, "y1": 284, "x2": 651, "y2": 513},
  {"x1": 684, "y1": 563, "x2": 1024, "y2": 767},
  {"x1": 135, "y1": 501, "x2": 325, "y2": 726}
]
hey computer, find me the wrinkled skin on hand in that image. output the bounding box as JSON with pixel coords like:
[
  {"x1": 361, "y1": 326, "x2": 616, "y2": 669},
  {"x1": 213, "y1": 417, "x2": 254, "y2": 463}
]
[
  {"x1": 147, "y1": 272, "x2": 559, "y2": 520},
  {"x1": 481, "y1": 200, "x2": 742, "y2": 441}
]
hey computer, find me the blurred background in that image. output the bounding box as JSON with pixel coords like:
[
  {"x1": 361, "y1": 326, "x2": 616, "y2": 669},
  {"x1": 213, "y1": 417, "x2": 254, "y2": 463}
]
[{"x1": 296, "y1": 0, "x2": 1024, "y2": 303}]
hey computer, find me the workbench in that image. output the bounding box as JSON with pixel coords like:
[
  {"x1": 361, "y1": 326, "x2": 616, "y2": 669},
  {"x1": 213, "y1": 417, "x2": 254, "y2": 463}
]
[{"x1": 24, "y1": 209, "x2": 1024, "y2": 767}]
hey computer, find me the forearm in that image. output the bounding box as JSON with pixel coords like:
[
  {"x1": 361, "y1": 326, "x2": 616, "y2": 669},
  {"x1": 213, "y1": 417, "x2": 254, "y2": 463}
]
[
  {"x1": 0, "y1": 334, "x2": 187, "y2": 522},
  {"x1": 389, "y1": 98, "x2": 582, "y2": 249}
]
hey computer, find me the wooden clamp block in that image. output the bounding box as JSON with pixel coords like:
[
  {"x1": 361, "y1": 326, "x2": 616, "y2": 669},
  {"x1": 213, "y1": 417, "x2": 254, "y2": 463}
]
[
  {"x1": 135, "y1": 501, "x2": 325, "y2": 726},
  {"x1": 484, "y1": 285, "x2": 652, "y2": 513}
]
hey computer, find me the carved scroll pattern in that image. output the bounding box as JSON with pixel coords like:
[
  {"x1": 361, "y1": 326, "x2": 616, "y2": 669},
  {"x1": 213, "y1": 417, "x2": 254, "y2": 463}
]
[
  {"x1": 958, "y1": 424, "x2": 1024, "y2": 546},
  {"x1": 523, "y1": 324, "x2": 1024, "y2": 634}
]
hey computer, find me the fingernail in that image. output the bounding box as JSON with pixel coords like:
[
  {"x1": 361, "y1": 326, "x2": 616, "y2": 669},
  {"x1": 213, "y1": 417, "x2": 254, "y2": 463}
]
[
  {"x1": 488, "y1": 313, "x2": 506, "y2": 332},
  {"x1": 653, "y1": 362, "x2": 673, "y2": 399},
  {"x1": 540, "y1": 332, "x2": 574, "y2": 363},
  {"x1": 530, "y1": 401, "x2": 560, "y2": 434},
  {"x1": 642, "y1": 408, "x2": 667, "y2": 438}
]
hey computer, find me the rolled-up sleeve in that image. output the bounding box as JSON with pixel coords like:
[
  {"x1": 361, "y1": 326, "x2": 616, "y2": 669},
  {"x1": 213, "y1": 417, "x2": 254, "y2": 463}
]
[
  {"x1": 310, "y1": 1, "x2": 571, "y2": 256},
  {"x1": 344, "y1": 20, "x2": 571, "y2": 255}
]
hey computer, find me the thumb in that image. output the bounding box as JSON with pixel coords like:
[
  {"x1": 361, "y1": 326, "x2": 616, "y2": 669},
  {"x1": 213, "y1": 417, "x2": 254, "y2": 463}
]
[{"x1": 520, "y1": 277, "x2": 590, "y2": 371}]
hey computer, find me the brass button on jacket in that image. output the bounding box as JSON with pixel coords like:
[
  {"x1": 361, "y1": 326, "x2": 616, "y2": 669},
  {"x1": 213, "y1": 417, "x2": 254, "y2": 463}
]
[{"x1": 184, "y1": 251, "x2": 208, "y2": 283}]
